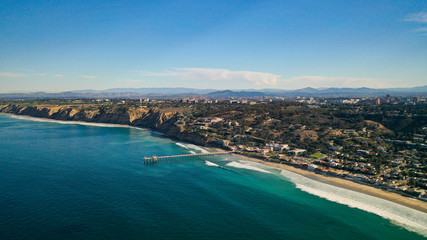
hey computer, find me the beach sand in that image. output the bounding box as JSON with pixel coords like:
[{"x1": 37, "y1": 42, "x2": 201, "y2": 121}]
[{"x1": 231, "y1": 153, "x2": 427, "y2": 213}]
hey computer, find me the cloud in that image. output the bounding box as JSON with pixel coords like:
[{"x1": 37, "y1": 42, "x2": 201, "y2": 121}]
[
  {"x1": 404, "y1": 12, "x2": 427, "y2": 23},
  {"x1": 282, "y1": 76, "x2": 397, "y2": 89},
  {"x1": 53, "y1": 74, "x2": 65, "y2": 78},
  {"x1": 82, "y1": 75, "x2": 96, "y2": 79},
  {"x1": 15, "y1": 68, "x2": 34, "y2": 72},
  {"x1": 141, "y1": 67, "x2": 280, "y2": 86},
  {"x1": 415, "y1": 27, "x2": 427, "y2": 32},
  {"x1": 117, "y1": 79, "x2": 142, "y2": 83},
  {"x1": 137, "y1": 68, "x2": 406, "y2": 89},
  {"x1": 0, "y1": 72, "x2": 27, "y2": 78}
]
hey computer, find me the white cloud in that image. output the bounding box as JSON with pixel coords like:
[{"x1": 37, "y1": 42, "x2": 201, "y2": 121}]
[
  {"x1": 141, "y1": 67, "x2": 280, "y2": 86},
  {"x1": 281, "y1": 76, "x2": 399, "y2": 89},
  {"x1": 404, "y1": 12, "x2": 427, "y2": 23},
  {"x1": 415, "y1": 27, "x2": 427, "y2": 32},
  {"x1": 138, "y1": 68, "x2": 402, "y2": 89},
  {"x1": 82, "y1": 75, "x2": 96, "y2": 79},
  {"x1": 53, "y1": 74, "x2": 65, "y2": 78},
  {"x1": 0, "y1": 72, "x2": 27, "y2": 78},
  {"x1": 15, "y1": 68, "x2": 34, "y2": 72},
  {"x1": 117, "y1": 79, "x2": 142, "y2": 83}
]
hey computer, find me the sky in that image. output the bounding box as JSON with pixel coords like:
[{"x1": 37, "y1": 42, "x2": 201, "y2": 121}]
[{"x1": 0, "y1": 0, "x2": 426, "y2": 92}]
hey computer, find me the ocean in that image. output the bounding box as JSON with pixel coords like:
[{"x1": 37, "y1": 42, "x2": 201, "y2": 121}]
[{"x1": 0, "y1": 114, "x2": 426, "y2": 240}]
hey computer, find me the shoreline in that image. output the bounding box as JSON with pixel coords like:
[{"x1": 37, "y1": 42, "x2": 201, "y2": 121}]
[
  {"x1": 0, "y1": 113, "x2": 167, "y2": 135},
  {"x1": 232, "y1": 153, "x2": 427, "y2": 213},
  {"x1": 2, "y1": 112, "x2": 427, "y2": 214}
]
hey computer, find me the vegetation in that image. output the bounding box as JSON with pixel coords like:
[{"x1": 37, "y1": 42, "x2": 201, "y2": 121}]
[{"x1": 1, "y1": 97, "x2": 426, "y2": 199}]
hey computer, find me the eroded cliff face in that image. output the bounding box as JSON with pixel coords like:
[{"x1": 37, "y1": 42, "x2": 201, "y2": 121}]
[{"x1": 0, "y1": 104, "x2": 212, "y2": 146}]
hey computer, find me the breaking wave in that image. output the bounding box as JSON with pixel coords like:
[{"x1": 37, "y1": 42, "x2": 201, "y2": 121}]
[
  {"x1": 185, "y1": 144, "x2": 210, "y2": 153},
  {"x1": 205, "y1": 161, "x2": 219, "y2": 167},
  {"x1": 280, "y1": 169, "x2": 427, "y2": 237},
  {"x1": 8, "y1": 114, "x2": 141, "y2": 129},
  {"x1": 175, "y1": 142, "x2": 189, "y2": 149},
  {"x1": 226, "y1": 161, "x2": 271, "y2": 174},
  {"x1": 175, "y1": 142, "x2": 210, "y2": 153}
]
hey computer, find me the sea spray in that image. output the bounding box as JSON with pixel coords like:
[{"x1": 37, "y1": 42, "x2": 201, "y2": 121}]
[{"x1": 280, "y1": 169, "x2": 427, "y2": 237}]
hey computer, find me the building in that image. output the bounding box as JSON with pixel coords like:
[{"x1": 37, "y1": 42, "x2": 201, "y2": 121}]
[
  {"x1": 227, "y1": 121, "x2": 240, "y2": 127},
  {"x1": 288, "y1": 149, "x2": 307, "y2": 155},
  {"x1": 258, "y1": 148, "x2": 271, "y2": 155},
  {"x1": 308, "y1": 164, "x2": 319, "y2": 172},
  {"x1": 265, "y1": 143, "x2": 289, "y2": 151}
]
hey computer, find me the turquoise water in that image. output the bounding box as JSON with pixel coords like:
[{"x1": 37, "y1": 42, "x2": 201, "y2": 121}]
[{"x1": 0, "y1": 114, "x2": 426, "y2": 240}]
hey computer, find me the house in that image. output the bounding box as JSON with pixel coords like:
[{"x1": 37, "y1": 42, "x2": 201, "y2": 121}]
[
  {"x1": 329, "y1": 146, "x2": 343, "y2": 151},
  {"x1": 308, "y1": 164, "x2": 319, "y2": 172},
  {"x1": 265, "y1": 143, "x2": 289, "y2": 151},
  {"x1": 258, "y1": 148, "x2": 271, "y2": 155},
  {"x1": 227, "y1": 121, "x2": 240, "y2": 127},
  {"x1": 288, "y1": 149, "x2": 307, "y2": 156},
  {"x1": 356, "y1": 150, "x2": 370, "y2": 155},
  {"x1": 330, "y1": 162, "x2": 339, "y2": 167},
  {"x1": 195, "y1": 117, "x2": 223, "y2": 126}
]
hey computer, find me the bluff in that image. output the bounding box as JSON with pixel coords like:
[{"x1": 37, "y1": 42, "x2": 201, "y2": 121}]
[{"x1": 0, "y1": 104, "x2": 212, "y2": 146}]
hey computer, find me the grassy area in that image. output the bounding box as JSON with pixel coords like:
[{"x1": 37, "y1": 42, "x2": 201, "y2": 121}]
[{"x1": 309, "y1": 153, "x2": 324, "y2": 159}]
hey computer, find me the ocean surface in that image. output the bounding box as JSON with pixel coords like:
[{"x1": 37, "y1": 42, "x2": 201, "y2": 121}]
[{"x1": 0, "y1": 114, "x2": 426, "y2": 240}]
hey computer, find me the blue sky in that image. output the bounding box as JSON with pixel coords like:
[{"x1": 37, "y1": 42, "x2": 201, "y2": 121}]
[{"x1": 0, "y1": 0, "x2": 426, "y2": 92}]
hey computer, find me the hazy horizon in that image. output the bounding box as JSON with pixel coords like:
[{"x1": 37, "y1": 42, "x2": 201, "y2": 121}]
[{"x1": 1, "y1": 85, "x2": 427, "y2": 95}]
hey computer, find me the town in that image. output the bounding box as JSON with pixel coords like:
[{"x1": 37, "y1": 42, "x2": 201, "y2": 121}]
[{"x1": 1, "y1": 95, "x2": 426, "y2": 201}]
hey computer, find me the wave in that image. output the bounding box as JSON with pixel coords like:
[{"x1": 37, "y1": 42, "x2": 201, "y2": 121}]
[
  {"x1": 175, "y1": 142, "x2": 189, "y2": 149},
  {"x1": 280, "y1": 169, "x2": 427, "y2": 237},
  {"x1": 175, "y1": 142, "x2": 210, "y2": 153},
  {"x1": 205, "y1": 161, "x2": 219, "y2": 167},
  {"x1": 226, "y1": 161, "x2": 271, "y2": 174},
  {"x1": 205, "y1": 161, "x2": 236, "y2": 172},
  {"x1": 8, "y1": 115, "x2": 142, "y2": 129},
  {"x1": 185, "y1": 144, "x2": 210, "y2": 153}
]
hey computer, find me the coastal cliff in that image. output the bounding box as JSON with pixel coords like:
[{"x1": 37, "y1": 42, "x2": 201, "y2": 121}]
[{"x1": 0, "y1": 104, "x2": 211, "y2": 146}]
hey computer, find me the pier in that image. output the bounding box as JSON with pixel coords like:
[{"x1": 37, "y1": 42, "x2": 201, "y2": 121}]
[{"x1": 144, "y1": 151, "x2": 232, "y2": 164}]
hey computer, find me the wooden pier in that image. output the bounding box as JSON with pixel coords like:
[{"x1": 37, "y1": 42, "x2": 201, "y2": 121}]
[{"x1": 144, "y1": 151, "x2": 232, "y2": 164}]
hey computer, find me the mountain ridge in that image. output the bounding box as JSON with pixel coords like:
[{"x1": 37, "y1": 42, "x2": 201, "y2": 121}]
[{"x1": 1, "y1": 85, "x2": 426, "y2": 98}]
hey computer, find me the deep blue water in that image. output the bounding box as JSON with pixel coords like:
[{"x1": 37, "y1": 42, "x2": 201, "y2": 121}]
[{"x1": 0, "y1": 114, "x2": 426, "y2": 240}]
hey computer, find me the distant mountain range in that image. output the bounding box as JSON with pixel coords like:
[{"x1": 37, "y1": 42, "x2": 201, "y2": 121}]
[{"x1": 1, "y1": 86, "x2": 426, "y2": 99}]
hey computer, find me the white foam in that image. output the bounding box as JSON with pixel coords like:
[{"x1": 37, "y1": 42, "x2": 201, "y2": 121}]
[
  {"x1": 205, "y1": 161, "x2": 219, "y2": 167},
  {"x1": 175, "y1": 142, "x2": 210, "y2": 153},
  {"x1": 226, "y1": 161, "x2": 271, "y2": 174},
  {"x1": 189, "y1": 151, "x2": 196, "y2": 154},
  {"x1": 280, "y1": 170, "x2": 427, "y2": 237},
  {"x1": 175, "y1": 142, "x2": 189, "y2": 149},
  {"x1": 185, "y1": 144, "x2": 210, "y2": 153},
  {"x1": 8, "y1": 114, "x2": 141, "y2": 129}
]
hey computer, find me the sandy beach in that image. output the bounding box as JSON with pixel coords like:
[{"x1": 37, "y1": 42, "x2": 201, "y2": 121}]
[{"x1": 231, "y1": 153, "x2": 427, "y2": 213}]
